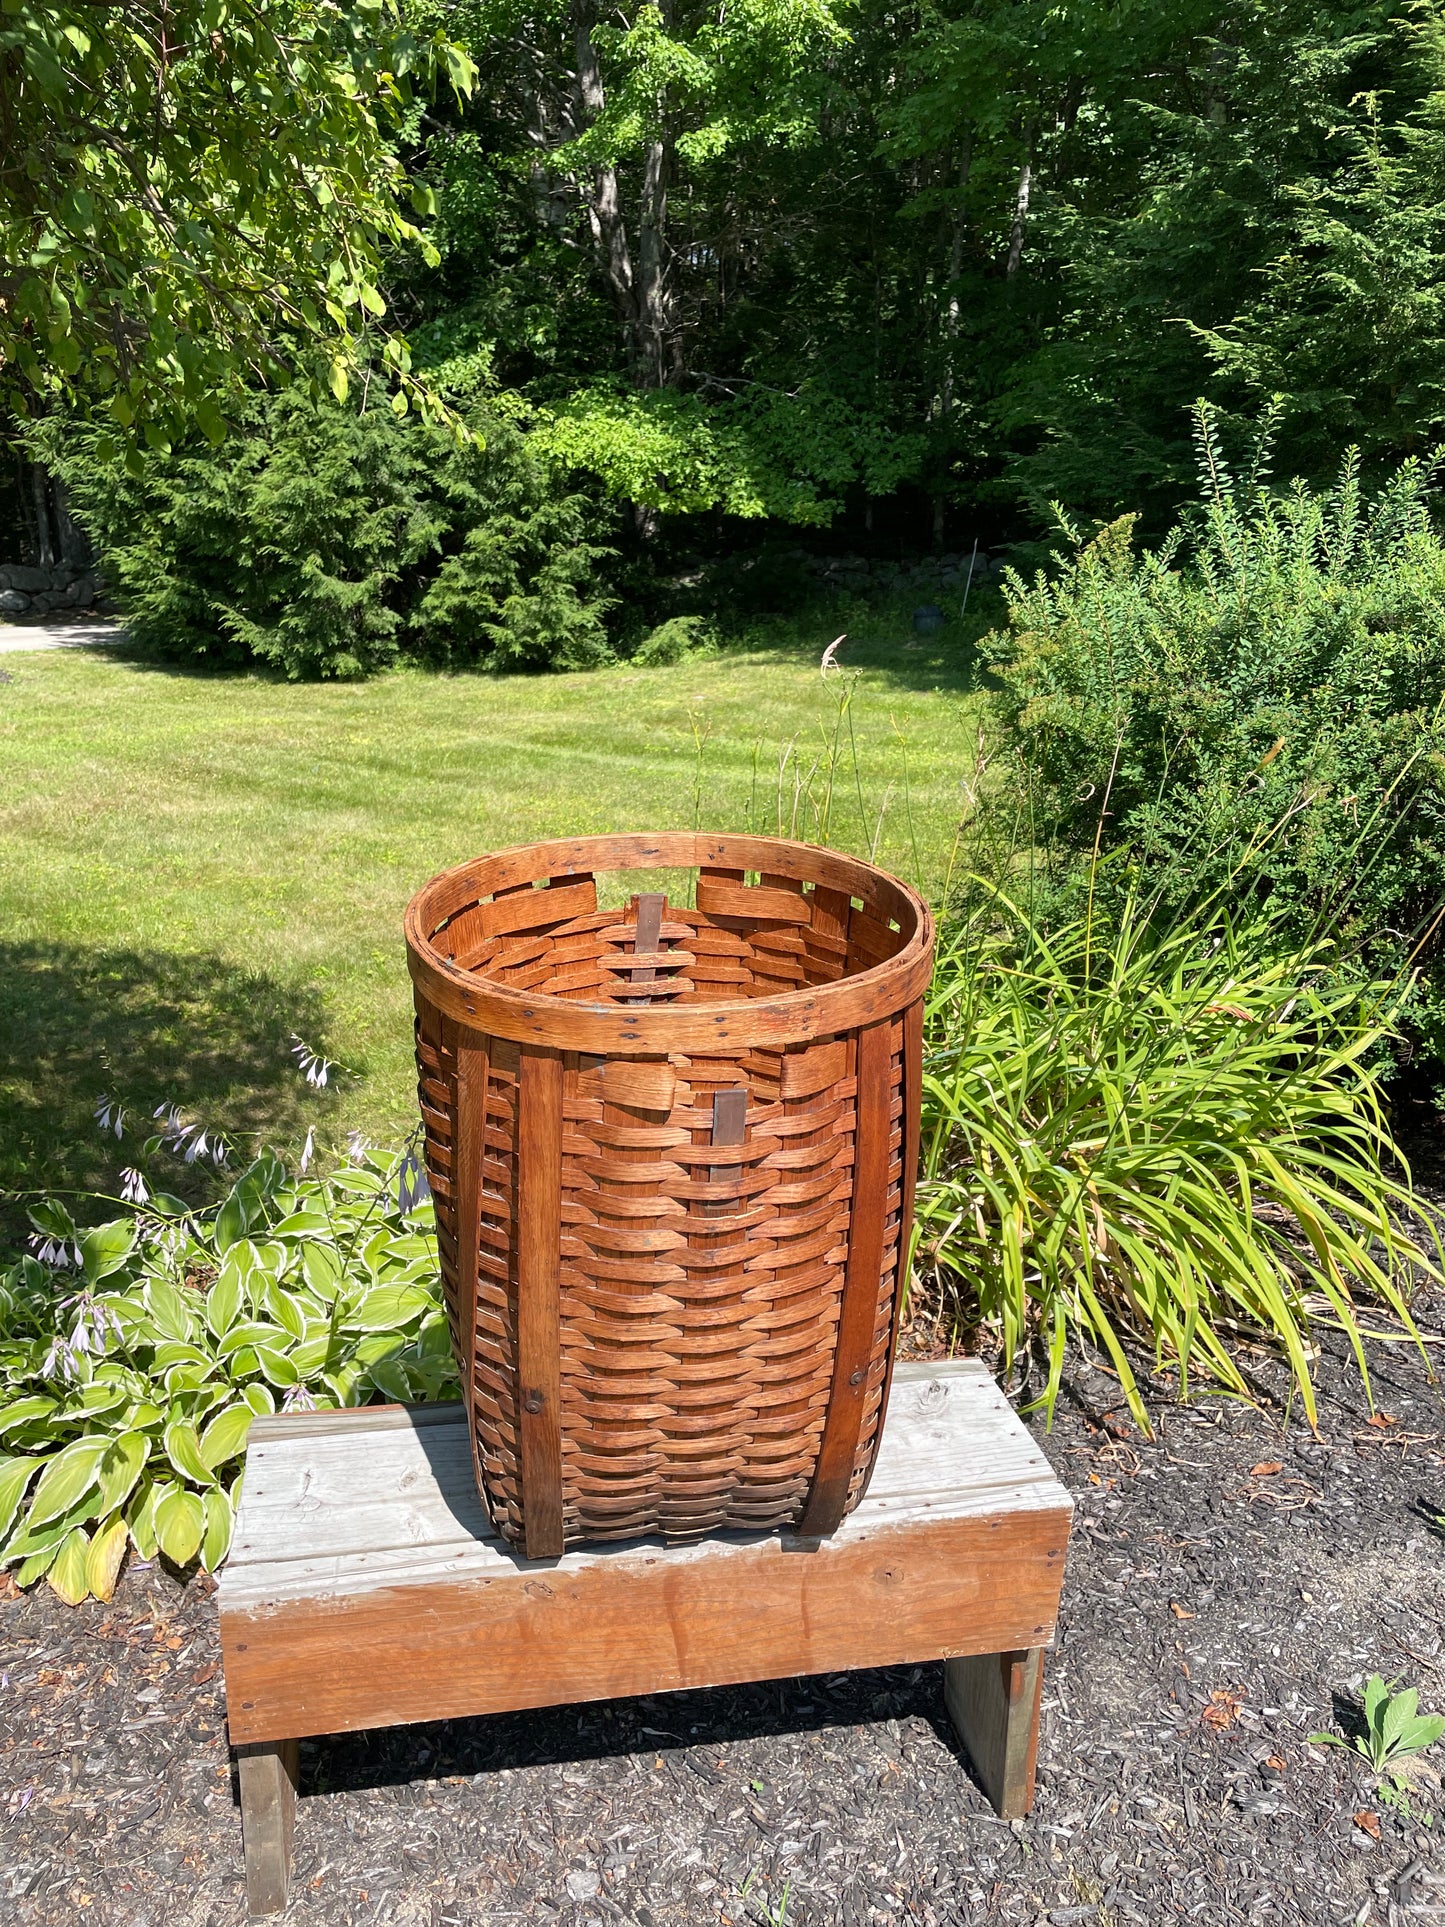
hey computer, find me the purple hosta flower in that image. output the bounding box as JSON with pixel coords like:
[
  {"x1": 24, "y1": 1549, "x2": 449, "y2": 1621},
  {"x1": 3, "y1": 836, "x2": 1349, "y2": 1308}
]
[
  {"x1": 281, "y1": 1384, "x2": 319, "y2": 1414},
  {"x1": 28, "y1": 1233, "x2": 80, "y2": 1270},
  {"x1": 94, "y1": 1096, "x2": 125, "y2": 1139},
  {"x1": 397, "y1": 1151, "x2": 432, "y2": 1215},
  {"x1": 119, "y1": 1167, "x2": 150, "y2": 1205},
  {"x1": 152, "y1": 1103, "x2": 228, "y2": 1167},
  {"x1": 58, "y1": 1290, "x2": 124, "y2": 1353},
  {"x1": 40, "y1": 1334, "x2": 81, "y2": 1382},
  {"x1": 290, "y1": 1036, "x2": 335, "y2": 1089},
  {"x1": 345, "y1": 1130, "x2": 370, "y2": 1166},
  {"x1": 39, "y1": 1295, "x2": 118, "y2": 1382},
  {"x1": 140, "y1": 1221, "x2": 186, "y2": 1267},
  {"x1": 298, "y1": 1125, "x2": 316, "y2": 1175}
]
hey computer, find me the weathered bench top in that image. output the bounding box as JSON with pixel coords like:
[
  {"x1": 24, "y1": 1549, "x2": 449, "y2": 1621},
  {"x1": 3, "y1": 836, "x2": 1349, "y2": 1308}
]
[{"x1": 220, "y1": 1358, "x2": 1072, "y2": 1747}]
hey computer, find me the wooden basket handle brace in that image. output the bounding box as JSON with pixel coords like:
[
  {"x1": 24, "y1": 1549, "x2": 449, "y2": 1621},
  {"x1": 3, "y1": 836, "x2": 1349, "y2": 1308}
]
[
  {"x1": 628, "y1": 892, "x2": 665, "y2": 1003},
  {"x1": 516, "y1": 1046, "x2": 565, "y2": 1560},
  {"x1": 445, "y1": 1020, "x2": 488, "y2": 1405},
  {"x1": 709, "y1": 1087, "x2": 748, "y2": 1206}
]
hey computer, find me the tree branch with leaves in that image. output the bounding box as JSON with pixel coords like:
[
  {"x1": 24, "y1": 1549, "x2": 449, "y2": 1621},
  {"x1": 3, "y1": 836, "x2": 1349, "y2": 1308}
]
[{"x1": 0, "y1": 0, "x2": 476, "y2": 459}]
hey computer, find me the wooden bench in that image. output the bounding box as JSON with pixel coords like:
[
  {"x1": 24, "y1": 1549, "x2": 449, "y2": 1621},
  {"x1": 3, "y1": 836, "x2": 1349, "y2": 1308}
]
[{"x1": 219, "y1": 1358, "x2": 1073, "y2": 1916}]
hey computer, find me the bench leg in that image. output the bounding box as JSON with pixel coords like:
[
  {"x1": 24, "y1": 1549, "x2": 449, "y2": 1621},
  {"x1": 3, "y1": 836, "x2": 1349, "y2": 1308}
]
[
  {"x1": 944, "y1": 1647, "x2": 1044, "y2": 1820},
  {"x1": 236, "y1": 1738, "x2": 299, "y2": 1916}
]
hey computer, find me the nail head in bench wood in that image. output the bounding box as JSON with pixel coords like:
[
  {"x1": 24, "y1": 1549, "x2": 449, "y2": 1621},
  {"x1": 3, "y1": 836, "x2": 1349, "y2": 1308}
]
[{"x1": 220, "y1": 1358, "x2": 1072, "y2": 1915}]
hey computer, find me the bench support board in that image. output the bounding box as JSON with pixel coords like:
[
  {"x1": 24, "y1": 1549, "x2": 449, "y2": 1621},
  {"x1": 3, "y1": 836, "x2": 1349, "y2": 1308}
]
[{"x1": 944, "y1": 1646, "x2": 1044, "y2": 1819}]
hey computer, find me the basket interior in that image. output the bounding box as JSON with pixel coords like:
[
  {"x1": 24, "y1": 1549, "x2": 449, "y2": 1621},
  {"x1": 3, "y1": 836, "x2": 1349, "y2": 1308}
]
[{"x1": 426, "y1": 860, "x2": 910, "y2": 1008}]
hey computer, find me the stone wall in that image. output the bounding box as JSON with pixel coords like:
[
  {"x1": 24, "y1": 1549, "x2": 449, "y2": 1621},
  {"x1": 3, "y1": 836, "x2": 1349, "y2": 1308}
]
[
  {"x1": 0, "y1": 561, "x2": 105, "y2": 619},
  {"x1": 805, "y1": 548, "x2": 1007, "y2": 598}
]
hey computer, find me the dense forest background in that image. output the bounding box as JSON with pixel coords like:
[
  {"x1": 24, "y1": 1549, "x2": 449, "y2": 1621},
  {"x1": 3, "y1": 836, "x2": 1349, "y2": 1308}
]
[
  {"x1": 8, "y1": 0, "x2": 1445, "y2": 662},
  {"x1": 397, "y1": 0, "x2": 1445, "y2": 536}
]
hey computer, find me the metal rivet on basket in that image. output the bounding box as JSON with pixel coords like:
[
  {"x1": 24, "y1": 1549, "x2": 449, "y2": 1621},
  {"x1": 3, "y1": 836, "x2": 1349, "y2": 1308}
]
[{"x1": 523, "y1": 1390, "x2": 545, "y2": 1415}]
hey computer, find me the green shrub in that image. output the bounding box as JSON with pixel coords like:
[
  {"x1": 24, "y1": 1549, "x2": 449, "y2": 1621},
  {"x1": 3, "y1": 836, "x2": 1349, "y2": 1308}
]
[
  {"x1": 988, "y1": 410, "x2": 1445, "y2": 1056},
  {"x1": 914, "y1": 881, "x2": 1438, "y2": 1431},
  {"x1": 0, "y1": 1146, "x2": 455, "y2": 1603},
  {"x1": 630, "y1": 614, "x2": 719, "y2": 666},
  {"x1": 414, "y1": 491, "x2": 615, "y2": 671},
  {"x1": 47, "y1": 392, "x2": 619, "y2": 678}
]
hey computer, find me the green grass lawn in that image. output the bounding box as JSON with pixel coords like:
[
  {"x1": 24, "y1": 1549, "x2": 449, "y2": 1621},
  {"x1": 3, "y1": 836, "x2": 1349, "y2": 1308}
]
[{"x1": 1, "y1": 615, "x2": 985, "y2": 1220}]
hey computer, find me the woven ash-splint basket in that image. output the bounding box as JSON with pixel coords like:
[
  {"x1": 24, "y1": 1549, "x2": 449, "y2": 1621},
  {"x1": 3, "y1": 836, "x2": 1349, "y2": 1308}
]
[{"x1": 405, "y1": 833, "x2": 934, "y2": 1558}]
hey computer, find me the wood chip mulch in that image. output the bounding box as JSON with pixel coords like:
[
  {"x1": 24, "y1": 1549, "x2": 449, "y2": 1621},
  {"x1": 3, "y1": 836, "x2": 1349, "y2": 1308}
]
[{"x1": 5, "y1": 1307, "x2": 1445, "y2": 1924}]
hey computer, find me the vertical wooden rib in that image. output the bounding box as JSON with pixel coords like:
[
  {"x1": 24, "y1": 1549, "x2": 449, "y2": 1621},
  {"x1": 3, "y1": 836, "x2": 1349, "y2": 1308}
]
[
  {"x1": 445, "y1": 1019, "x2": 489, "y2": 1403},
  {"x1": 859, "y1": 995, "x2": 923, "y2": 1501},
  {"x1": 516, "y1": 1045, "x2": 565, "y2": 1559},
  {"x1": 797, "y1": 1018, "x2": 894, "y2": 1537}
]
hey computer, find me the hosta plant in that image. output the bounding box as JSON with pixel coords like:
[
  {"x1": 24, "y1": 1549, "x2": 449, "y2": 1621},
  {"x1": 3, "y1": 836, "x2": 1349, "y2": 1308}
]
[{"x1": 0, "y1": 1146, "x2": 456, "y2": 1605}]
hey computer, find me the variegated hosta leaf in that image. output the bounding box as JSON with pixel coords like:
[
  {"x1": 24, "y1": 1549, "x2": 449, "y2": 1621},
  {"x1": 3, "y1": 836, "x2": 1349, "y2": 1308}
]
[
  {"x1": 198, "y1": 1404, "x2": 253, "y2": 1472},
  {"x1": 346, "y1": 1286, "x2": 434, "y2": 1333},
  {"x1": 47, "y1": 1527, "x2": 93, "y2": 1606},
  {"x1": 26, "y1": 1436, "x2": 110, "y2": 1530},
  {"x1": 95, "y1": 1432, "x2": 148, "y2": 1515},
  {"x1": 0, "y1": 1396, "x2": 59, "y2": 1438},
  {"x1": 16, "y1": 1543, "x2": 61, "y2": 1586},
  {"x1": 0, "y1": 1456, "x2": 42, "y2": 1543},
  {"x1": 127, "y1": 1478, "x2": 164, "y2": 1561},
  {"x1": 86, "y1": 1514, "x2": 130, "y2": 1602},
  {"x1": 163, "y1": 1420, "x2": 215, "y2": 1487},
  {"x1": 154, "y1": 1487, "x2": 205, "y2": 1568},
  {"x1": 200, "y1": 1488, "x2": 234, "y2": 1572}
]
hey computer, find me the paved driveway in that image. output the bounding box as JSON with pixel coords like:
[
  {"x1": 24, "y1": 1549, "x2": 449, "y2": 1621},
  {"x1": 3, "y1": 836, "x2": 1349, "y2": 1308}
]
[{"x1": 0, "y1": 621, "x2": 124, "y2": 653}]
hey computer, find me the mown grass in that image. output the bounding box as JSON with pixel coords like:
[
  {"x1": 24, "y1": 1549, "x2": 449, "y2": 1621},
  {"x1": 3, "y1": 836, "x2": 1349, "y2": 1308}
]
[{"x1": 0, "y1": 606, "x2": 987, "y2": 1214}]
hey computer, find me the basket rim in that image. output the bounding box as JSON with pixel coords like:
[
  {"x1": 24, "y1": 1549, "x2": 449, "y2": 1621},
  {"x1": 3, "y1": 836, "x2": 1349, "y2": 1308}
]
[{"x1": 405, "y1": 830, "x2": 934, "y2": 1053}]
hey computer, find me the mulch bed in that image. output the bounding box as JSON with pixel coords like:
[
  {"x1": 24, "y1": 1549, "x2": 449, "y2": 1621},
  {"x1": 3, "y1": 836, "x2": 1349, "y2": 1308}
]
[{"x1": 5, "y1": 1305, "x2": 1445, "y2": 1923}]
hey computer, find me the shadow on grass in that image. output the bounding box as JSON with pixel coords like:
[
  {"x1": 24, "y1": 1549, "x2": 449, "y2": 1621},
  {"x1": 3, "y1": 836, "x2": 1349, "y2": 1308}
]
[
  {"x1": 12, "y1": 590, "x2": 1000, "y2": 700},
  {"x1": 710, "y1": 603, "x2": 998, "y2": 697},
  {"x1": 0, "y1": 941, "x2": 337, "y2": 1243}
]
